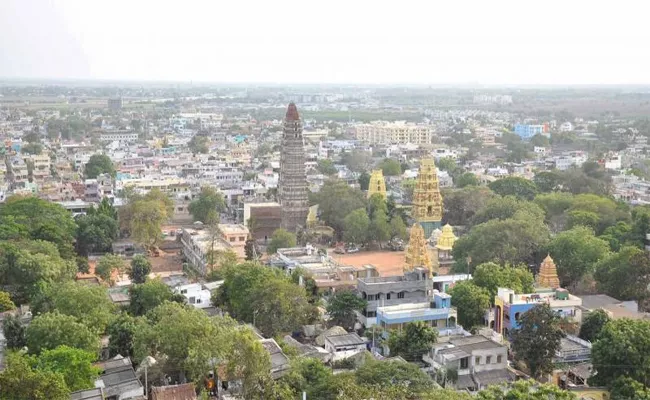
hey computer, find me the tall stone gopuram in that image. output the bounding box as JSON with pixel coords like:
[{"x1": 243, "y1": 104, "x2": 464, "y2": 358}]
[
  {"x1": 411, "y1": 158, "x2": 443, "y2": 238},
  {"x1": 278, "y1": 103, "x2": 309, "y2": 233}
]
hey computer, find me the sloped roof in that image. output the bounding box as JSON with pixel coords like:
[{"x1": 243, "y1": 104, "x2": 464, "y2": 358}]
[{"x1": 151, "y1": 383, "x2": 197, "y2": 400}]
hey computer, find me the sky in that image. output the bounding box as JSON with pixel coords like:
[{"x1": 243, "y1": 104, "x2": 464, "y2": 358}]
[{"x1": 1, "y1": 0, "x2": 650, "y2": 85}]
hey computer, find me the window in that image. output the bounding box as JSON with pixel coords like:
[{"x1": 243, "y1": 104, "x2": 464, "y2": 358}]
[
  {"x1": 397, "y1": 292, "x2": 405, "y2": 299},
  {"x1": 229, "y1": 237, "x2": 235, "y2": 242},
  {"x1": 486, "y1": 356, "x2": 492, "y2": 364},
  {"x1": 189, "y1": 297, "x2": 196, "y2": 304},
  {"x1": 181, "y1": 289, "x2": 188, "y2": 294},
  {"x1": 386, "y1": 293, "x2": 391, "y2": 300},
  {"x1": 240, "y1": 236, "x2": 246, "y2": 241},
  {"x1": 497, "y1": 355, "x2": 502, "y2": 364},
  {"x1": 460, "y1": 357, "x2": 469, "y2": 369},
  {"x1": 475, "y1": 356, "x2": 481, "y2": 365}
]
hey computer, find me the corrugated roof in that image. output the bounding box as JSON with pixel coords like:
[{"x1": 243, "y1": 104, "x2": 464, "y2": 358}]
[{"x1": 151, "y1": 383, "x2": 197, "y2": 400}]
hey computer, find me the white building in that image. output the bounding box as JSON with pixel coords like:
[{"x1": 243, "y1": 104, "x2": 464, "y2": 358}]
[
  {"x1": 353, "y1": 122, "x2": 433, "y2": 145},
  {"x1": 173, "y1": 283, "x2": 212, "y2": 309},
  {"x1": 324, "y1": 333, "x2": 368, "y2": 361},
  {"x1": 100, "y1": 131, "x2": 139, "y2": 142},
  {"x1": 560, "y1": 122, "x2": 574, "y2": 132}
]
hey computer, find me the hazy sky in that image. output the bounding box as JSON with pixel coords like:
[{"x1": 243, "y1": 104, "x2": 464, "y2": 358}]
[{"x1": 2, "y1": 0, "x2": 650, "y2": 84}]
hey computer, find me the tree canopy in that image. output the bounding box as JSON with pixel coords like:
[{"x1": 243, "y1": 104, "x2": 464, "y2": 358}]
[
  {"x1": 472, "y1": 262, "x2": 534, "y2": 300},
  {"x1": 578, "y1": 309, "x2": 611, "y2": 343},
  {"x1": 25, "y1": 312, "x2": 100, "y2": 355},
  {"x1": 84, "y1": 154, "x2": 116, "y2": 179},
  {"x1": 267, "y1": 228, "x2": 297, "y2": 254},
  {"x1": 188, "y1": 186, "x2": 226, "y2": 224},
  {"x1": 387, "y1": 321, "x2": 438, "y2": 362},
  {"x1": 326, "y1": 290, "x2": 367, "y2": 330},
  {"x1": 449, "y1": 280, "x2": 491, "y2": 329},
  {"x1": 488, "y1": 177, "x2": 538, "y2": 201}
]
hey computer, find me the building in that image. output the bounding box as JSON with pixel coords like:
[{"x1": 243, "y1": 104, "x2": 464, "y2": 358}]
[
  {"x1": 354, "y1": 122, "x2": 433, "y2": 145},
  {"x1": 430, "y1": 224, "x2": 457, "y2": 269},
  {"x1": 173, "y1": 283, "x2": 212, "y2": 308},
  {"x1": 100, "y1": 130, "x2": 138, "y2": 142},
  {"x1": 367, "y1": 169, "x2": 387, "y2": 200},
  {"x1": 411, "y1": 159, "x2": 443, "y2": 237},
  {"x1": 179, "y1": 224, "x2": 248, "y2": 275},
  {"x1": 537, "y1": 255, "x2": 561, "y2": 288},
  {"x1": 218, "y1": 224, "x2": 249, "y2": 259},
  {"x1": 514, "y1": 124, "x2": 547, "y2": 139},
  {"x1": 243, "y1": 201, "x2": 282, "y2": 242},
  {"x1": 560, "y1": 122, "x2": 574, "y2": 132},
  {"x1": 424, "y1": 335, "x2": 514, "y2": 392},
  {"x1": 404, "y1": 223, "x2": 434, "y2": 276},
  {"x1": 107, "y1": 97, "x2": 123, "y2": 110},
  {"x1": 493, "y1": 287, "x2": 583, "y2": 337},
  {"x1": 324, "y1": 333, "x2": 368, "y2": 361},
  {"x1": 378, "y1": 291, "x2": 458, "y2": 337},
  {"x1": 93, "y1": 356, "x2": 144, "y2": 400},
  {"x1": 278, "y1": 103, "x2": 309, "y2": 233}
]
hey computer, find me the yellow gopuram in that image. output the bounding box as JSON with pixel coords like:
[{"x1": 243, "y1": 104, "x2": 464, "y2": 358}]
[
  {"x1": 404, "y1": 223, "x2": 434, "y2": 277},
  {"x1": 411, "y1": 158, "x2": 443, "y2": 237},
  {"x1": 367, "y1": 169, "x2": 387, "y2": 200},
  {"x1": 536, "y1": 254, "x2": 561, "y2": 289}
]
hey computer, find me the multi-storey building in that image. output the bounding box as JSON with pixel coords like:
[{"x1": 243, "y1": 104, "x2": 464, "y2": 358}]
[
  {"x1": 377, "y1": 291, "x2": 458, "y2": 334},
  {"x1": 514, "y1": 124, "x2": 548, "y2": 139},
  {"x1": 354, "y1": 122, "x2": 433, "y2": 145},
  {"x1": 179, "y1": 224, "x2": 249, "y2": 276},
  {"x1": 100, "y1": 130, "x2": 139, "y2": 142}
]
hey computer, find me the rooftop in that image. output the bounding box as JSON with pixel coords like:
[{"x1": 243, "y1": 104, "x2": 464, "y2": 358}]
[{"x1": 325, "y1": 333, "x2": 367, "y2": 347}]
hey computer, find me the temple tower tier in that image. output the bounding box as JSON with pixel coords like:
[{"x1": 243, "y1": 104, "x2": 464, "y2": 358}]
[
  {"x1": 404, "y1": 223, "x2": 434, "y2": 277},
  {"x1": 367, "y1": 169, "x2": 387, "y2": 200},
  {"x1": 536, "y1": 254, "x2": 561, "y2": 289},
  {"x1": 411, "y1": 158, "x2": 443, "y2": 237}
]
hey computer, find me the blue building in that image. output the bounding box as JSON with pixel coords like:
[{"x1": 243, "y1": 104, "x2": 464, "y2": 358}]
[
  {"x1": 514, "y1": 124, "x2": 545, "y2": 139},
  {"x1": 377, "y1": 291, "x2": 457, "y2": 335}
]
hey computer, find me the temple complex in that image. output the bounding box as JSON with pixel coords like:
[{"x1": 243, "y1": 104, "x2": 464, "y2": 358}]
[
  {"x1": 411, "y1": 158, "x2": 443, "y2": 237},
  {"x1": 278, "y1": 103, "x2": 309, "y2": 233},
  {"x1": 404, "y1": 223, "x2": 434, "y2": 277},
  {"x1": 367, "y1": 169, "x2": 387, "y2": 199},
  {"x1": 536, "y1": 254, "x2": 561, "y2": 288}
]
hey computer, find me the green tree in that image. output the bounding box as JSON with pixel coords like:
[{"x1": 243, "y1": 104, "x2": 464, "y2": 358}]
[
  {"x1": 369, "y1": 208, "x2": 391, "y2": 247},
  {"x1": 75, "y1": 213, "x2": 119, "y2": 255},
  {"x1": 488, "y1": 177, "x2": 538, "y2": 201},
  {"x1": 477, "y1": 379, "x2": 575, "y2": 400},
  {"x1": 281, "y1": 358, "x2": 334, "y2": 400},
  {"x1": 358, "y1": 171, "x2": 371, "y2": 191},
  {"x1": 188, "y1": 134, "x2": 209, "y2": 154},
  {"x1": 609, "y1": 376, "x2": 650, "y2": 400},
  {"x1": 118, "y1": 188, "x2": 173, "y2": 248},
  {"x1": 312, "y1": 179, "x2": 367, "y2": 236},
  {"x1": 129, "y1": 254, "x2": 152, "y2": 284},
  {"x1": 534, "y1": 171, "x2": 564, "y2": 193},
  {"x1": 267, "y1": 228, "x2": 297, "y2": 254},
  {"x1": 367, "y1": 193, "x2": 388, "y2": 219},
  {"x1": 188, "y1": 186, "x2": 226, "y2": 224},
  {"x1": 442, "y1": 186, "x2": 497, "y2": 226},
  {"x1": 389, "y1": 215, "x2": 408, "y2": 240},
  {"x1": 26, "y1": 312, "x2": 99, "y2": 355},
  {"x1": 32, "y1": 281, "x2": 116, "y2": 334},
  {"x1": 340, "y1": 150, "x2": 372, "y2": 172},
  {"x1": 600, "y1": 221, "x2": 633, "y2": 251},
  {"x1": 21, "y1": 142, "x2": 43, "y2": 155},
  {"x1": 546, "y1": 226, "x2": 610, "y2": 288},
  {"x1": 96, "y1": 197, "x2": 118, "y2": 220},
  {"x1": 84, "y1": 153, "x2": 116, "y2": 179},
  {"x1": 511, "y1": 304, "x2": 565, "y2": 379},
  {"x1": 326, "y1": 290, "x2": 367, "y2": 330},
  {"x1": 578, "y1": 309, "x2": 611, "y2": 342},
  {"x1": 472, "y1": 262, "x2": 534, "y2": 300},
  {"x1": 34, "y1": 345, "x2": 101, "y2": 391},
  {"x1": 437, "y1": 157, "x2": 461, "y2": 177},
  {"x1": 566, "y1": 210, "x2": 599, "y2": 230},
  {"x1": 530, "y1": 134, "x2": 550, "y2": 147},
  {"x1": 455, "y1": 172, "x2": 479, "y2": 188},
  {"x1": 317, "y1": 159, "x2": 338, "y2": 175},
  {"x1": 343, "y1": 208, "x2": 370, "y2": 244},
  {"x1": 128, "y1": 278, "x2": 184, "y2": 316},
  {"x1": 590, "y1": 319, "x2": 650, "y2": 388},
  {"x1": 355, "y1": 358, "x2": 435, "y2": 394},
  {"x1": 107, "y1": 313, "x2": 142, "y2": 358},
  {"x1": 379, "y1": 158, "x2": 402, "y2": 176},
  {"x1": 95, "y1": 254, "x2": 125, "y2": 285},
  {"x1": 0, "y1": 352, "x2": 70, "y2": 400},
  {"x1": 2, "y1": 314, "x2": 26, "y2": 349},
  {"x1": 594, "y1": 246, "x2": 650, "y2": 303},
  {"x1": 449, "y1": 281, "x2": 491, "y2": 328},
  {"x1": 387, "y1": 321, "x2": 438, "y2": 361},
  {"x1": 0, "y1": 290, "x2": 16, "y2": 312},
  {"x1": 471, "y1": 196, "x2": 545, "y2": 226}
]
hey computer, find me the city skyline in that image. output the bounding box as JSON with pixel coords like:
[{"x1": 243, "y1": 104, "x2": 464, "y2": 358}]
[{"x1": 2, "y1": 0, "x2": 650, "y2": 85}]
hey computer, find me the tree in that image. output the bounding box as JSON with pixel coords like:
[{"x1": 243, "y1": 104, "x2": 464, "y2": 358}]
[
  {"x1": 609, "y1": 376, "x2": 650, "y2": 400},
  {"x1": 442, "y1": 186, "x2": 497, "y2": 226},
  {"x1": 340, "y1": 150, "x2": 372, "y2": 173},
  {"x1": 0, "y1": 196, "x2": 77, "y2": 259},
  {"x1": 455, "y1": 172, "x2": 479, "y2": 188},
  {"x1": 107, "y1": 313, "x2": 143, "y2": 358},
  {"x1": 594, "y1": 246, "x2": 650, "y2": 303},
  {"x1": 566, "y1": 210, "x2": 599, "y2": 230},
  {"x1": 369, "y1": 208, "x2": 391, "y2": 247},
  {"x1": 387, "y1": 321, "x2": 438, "y2": 361},
  {"x1": 358, "y1": 171, "x2": 371, "y2": 191},
  {"x1": 367, "y1": 193, "x2": 388, "y2": 219},
  {"x1": 0, "y1": 290, "x2": 16, "y2": 312},
  {"x1": 449, "y1": 281, "x2": 491, "y2": 329},
  {"x1": 128, "y1": 278, "x2": 184, "y2": 317},
  {"x1": 590, "y1": 319, "x2": 650, "y2": 388},
  {"x1": 34, "y1": 345, "x2": 101, "y2": 391},
  {"x1": 534, "y1": 171, "x2": 564, "y2": 193},
  {"x1": 281, "y1": 358, "x2": 335, "y2": 400},
  {"x1": 84, "y1": 153, "x2": 116, "y2": 179},
  {"x1": 530, "y1": 134, "x2": 550, "y2": 147},
  {"x1": 379, "y1": 158, "x2": 402, "y2": 176},
  {"x1": 578, "y1": 309, "x2": 611, "y2": 342},
  {"x1": 472, "y1": 262, "x2": 534, "y2": 300},
  {"x1": 390, "y1": 215, "x2": 408, "y2": 240},
  {"x1": 267, "y1": 228, "x2": 297, "y2": 254},
  {"x1": 95, "y1": 254, "x2": 125, "y2": 285},
  {"x1": 326, "y1": 290, "x2": 367, "y2": 330},
  {"x1": 355, "y1": 358, "x2": 435, "y2": 394},
  {"x1": 477, "y1": 379, "x2": 575, "y2": 400},
  {"x1": 2, "y1": 314, "x2": 26, "y2": 349},
  {"x1": 214, "y1": 263, "x2": 279, "y2": 322},
  {"x1": 0, "y1": 352, "x2": 70, "y2": 400},
  {"x1": 452, "y1": 216, "x2": 550, "y2": 272},
  {"x1": 488, "y1": 177, "x2": 538, "y2": 201},
  {"x1": 32, "y1": 281, "x2": 116, "y2": 334},
  {"x1": 188, "y1": 134, "x2": 209, "y2": 154},
  {"x1": 21, "y1": 142, "x2": 43, "y2": 155},
  {"x1": 75, "y1": 213, "x2": 119, "y2": 255},
  {"x1": 188, "y1": 186, "x2": 226, "y2": 224},
  {"x1": 312, "y1": 179, "x2": 367, "y2": 236},
  {"x1": 129, "y1": 254, "x2": 152, "y2": 284},
  {"x1": 511, "y1": 304, "x2": 565, "y2": 379},
  {"x1": 317, "y1": 159, "x2": 338, "y2": 175},
  {"x1": 546, "y1": 226, "x2": 610, "y2": 288},
  {"x1": 245, "y1": 237, "x2": 256, "y2": 260},
  {"x1": 437, "y1": 157, "x2": 461, "y2": 177},
  {"x1": 471, "y1": 196, "x2": 545, "y2": 226},
  {"x1": 119, "y1": 188, "x2": 173, "y2": 247},
  {"x1": 343, "y1": 208, "x2": 370, "y2": 245},
  {"x1": 26, "y1": 312, "x2": 99, "y2": 355}
]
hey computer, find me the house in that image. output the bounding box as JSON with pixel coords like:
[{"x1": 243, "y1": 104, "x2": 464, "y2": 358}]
[
  {"x1": 260, "y1": 338, "x2": 291, "y2": 379},
  {"x1": 151, "y1": 383, "x2": 197, "y2": 400},
  {"x1": 70, "y1": 388, "x2": 105, "y2": 400},
  {"x1": 324, "y1": 333, "x2": 368, "y2": 361},
  {"x1": 173, "y1": 283, "x2": 212, "y2": 309},
  {"x1": 377, "y1": 291, "x2": 458, "y2": 336},
  {"x1": 94, "y1": 356, "x2": 144, "y2": 400},
  {"x1": 423, "y1": 335, "x2": 514, "y2": 391}
]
